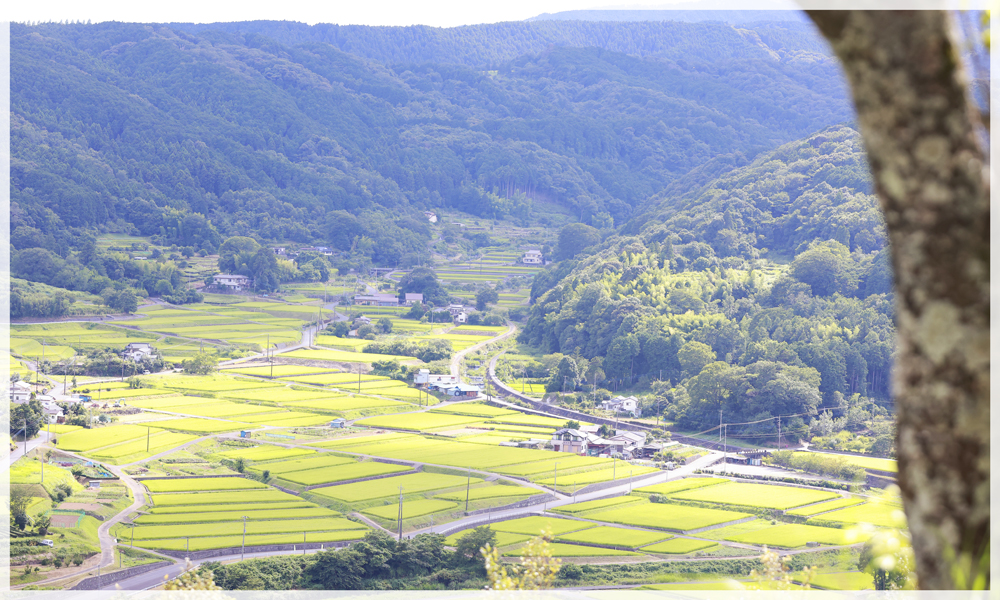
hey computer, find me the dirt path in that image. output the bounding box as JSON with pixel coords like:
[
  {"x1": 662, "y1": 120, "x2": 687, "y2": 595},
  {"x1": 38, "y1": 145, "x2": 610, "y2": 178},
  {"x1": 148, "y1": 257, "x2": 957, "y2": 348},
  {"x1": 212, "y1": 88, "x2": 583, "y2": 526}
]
[{"x1": 449, "y1": 322, "x2": 517, "y2": 379}]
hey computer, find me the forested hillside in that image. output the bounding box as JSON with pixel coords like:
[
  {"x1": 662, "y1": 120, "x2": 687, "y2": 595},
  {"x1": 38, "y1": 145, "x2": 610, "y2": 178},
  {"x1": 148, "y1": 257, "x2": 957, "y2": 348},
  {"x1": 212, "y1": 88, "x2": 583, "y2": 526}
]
[
  {"x1": 11, "y1": 18, "x2": 851, "y2": 291},
  {"x1": 520, "y1": 125, "x2": 894, "y2": 439}
]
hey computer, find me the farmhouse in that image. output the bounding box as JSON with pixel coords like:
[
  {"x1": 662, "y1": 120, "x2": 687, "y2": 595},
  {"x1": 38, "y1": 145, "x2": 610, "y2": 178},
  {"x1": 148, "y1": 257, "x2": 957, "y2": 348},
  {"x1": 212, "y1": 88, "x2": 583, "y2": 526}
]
[
  {"x1": 424, "y1": 211, "x2": 438, "y2": 223},
  {"x1": 123, "y1": 342, "x2": 157, "y2": 362},
  {"x1": 414, "y1": 370, "x2": 461, "y2": 389},
  {"x1": 10, "y1": 380, "x2": 32, "y2": 404},
  {"x1": 443, "y1": 383, "x2": 481, "y2": 397},
  {"x1": 600, "y1": 395, "x2": 641, "y2": 417},
  {"x1": 403, "y1": 293, "x2": 423, "y2": 306},
  {"x1": 353, "y1": 293, "x2": 399, "y2": 306},
  {"x1": 213, "y1": 274, "x2": 253, "y2": 291},
  {"x1": 522, "y1": 249, "x2": 543, "y2": 264}
]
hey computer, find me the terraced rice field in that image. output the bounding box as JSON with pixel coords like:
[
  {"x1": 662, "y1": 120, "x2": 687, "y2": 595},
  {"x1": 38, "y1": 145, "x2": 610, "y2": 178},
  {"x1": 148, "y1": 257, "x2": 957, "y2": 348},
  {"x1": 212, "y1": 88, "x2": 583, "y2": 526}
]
[
  {"x1": 362, "y1": 499, "x2": 457, "y2": 521},
  {"x1": 445, "y1": 530, "x2": 531, "y2": 548},
  {"x1": 309, "y1": 472, "x2": 477, "y2": 502},
  {"x1": 635, "y1": 478, "x2": 726, "y2": 496},
  {"x1": 222, "y1": 388, "x2": 346, "y2": 403},
  {"x1": 11, "y1": 338, "x2": 76, "y2": 360},
  {"x1": 430, "y1": 403, "x2": 519, "y2": 418},
  {"x1": 278, "y1": 461, "x2": 412, "y2": 486},
  {"x1": 551, "y1": 495, "x2": 645, "y2": 514},
  {"x1": 487, "y1": 414, "x2": 570, "y2": 428},
  {"x1": 222, "y1": 365, "x2": 337, "y2": 378},
  {"x1": 134, "y1": 506, "x2": 340, "y2": 524},
  {"x1": 642, "y1": 538, "x2": 719, "y2": 554},
  {"x1": 492, "y1": 455, "x2": 612, "y2": 477},
  {"x1": 809, "y1": 502, "x2": 905, "y2": 529},
  {"x1": 557, "y1": 526, "x2": 671, "y2": 549},
  {"x1": 247, "y1": 454, "x2": 355, "y2": 475},
  {"x1": 283, "y1": 349, "x2": 417, "y2": 363},
  {"x1": 505, "y1": 543, "x2": 641, "y2": 557},
  {"x1": 217, "y1": 446, "x2": 316, "y2": 462},
  {"x1": 122, "y1": 516, "x2": 363, "y2": 541},
  {"x1": 725, "y1": 523, "x2": 868, "y2": 548},
  {"x1": 56, "y1": 424, "x2": 152, "y2": 452},
  {"x1": 491, "y1": 516, "x2": 594, "y2": 536},
  {"x1": 353, "y1": 413, "x2": 483, "y2": 432},
  {"x1": 142, "y1": 477, "x2": 269, "y2": 493},
  {"x1": 785, "y1": 497, "x2": 864, "y2": 517},
  {"x1": 147, "y1": 419, "x2": 257, "y2": 434},
  {"x1": 309, "y1": 432, "x2": 415, "y2": 448},
  {"x1": 669, "y1": 482, "x2": 840, "y2": 510},
  {"x1": 589, "y1": 503, "x2": 752, "y2": 532},
  {"x1": 82, "y1": 388, "x2": 178, "y2": 400},
  {"x1": 148, "y1": 500, "x2": 315, "y2": 514},
  {"x1": 145, "y1": 401, "x2": 283, "y2": 419},
  {"x1": 233, "y1": 412, "x2": 332, "y2": 426},
  {"x1": 283, "y1": 397, "x2": 412, "y2": 411},
  {"x1": 283, "y1": 373, "x2": 384, "y2": 386},
  {"x1": 535, "y1": 465, "x2": 660, "y2": 486},
  {"x1": 87, "y1": 431, "x2": 200, "y2": 463},
  {"x1": 156, "y1": 377, "x2": 282, "y2": 393},
  {"x1": 434, "y1": 485, "x2": 538, "y2": 502},
  {"x1": 150, "y1": 489, "x2": 301, "y2": 507}
]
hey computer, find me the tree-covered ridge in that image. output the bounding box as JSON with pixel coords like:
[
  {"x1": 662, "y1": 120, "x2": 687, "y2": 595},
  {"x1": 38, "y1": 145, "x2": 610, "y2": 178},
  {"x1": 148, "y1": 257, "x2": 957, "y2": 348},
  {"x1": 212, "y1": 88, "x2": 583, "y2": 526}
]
[
  {"x1": 519, "y1": 126, "x2": 894, "y2": 435},
  {"x1": 11, "y1": 19, "x2": 851, "y2": 271}
]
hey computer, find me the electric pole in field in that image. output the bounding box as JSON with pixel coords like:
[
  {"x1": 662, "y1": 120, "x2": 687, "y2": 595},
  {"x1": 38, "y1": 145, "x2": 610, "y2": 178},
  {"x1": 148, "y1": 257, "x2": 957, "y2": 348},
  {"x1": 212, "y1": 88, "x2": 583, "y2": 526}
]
[
  {"x1": 242, "y1": 516, "x2": 248, "y2": 561},
  {"x1": 465, "y1": 468, "x2": 472, "y2": 513},
  {"x1": 397, "y1": 487, "x2": 404, "y2": 541}
]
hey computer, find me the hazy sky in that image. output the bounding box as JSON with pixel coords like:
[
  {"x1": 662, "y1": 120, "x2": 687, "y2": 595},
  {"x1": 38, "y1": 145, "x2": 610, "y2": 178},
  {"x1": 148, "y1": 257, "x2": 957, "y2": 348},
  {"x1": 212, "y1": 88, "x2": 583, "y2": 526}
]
[{"x1": 6, "y1": 0, "x2": 973, "y2": 27}]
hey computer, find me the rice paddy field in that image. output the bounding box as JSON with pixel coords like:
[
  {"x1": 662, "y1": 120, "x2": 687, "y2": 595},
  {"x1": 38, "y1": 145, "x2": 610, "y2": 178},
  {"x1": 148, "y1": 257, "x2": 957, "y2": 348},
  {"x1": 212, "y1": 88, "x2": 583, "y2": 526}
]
[
  {"x1": 445, "y1": 530, "x2": 531, "y2": 548},
  {"x1": 491, "y1": 516, "x2": 594, "y2": 537},
  {"x1": 281, "y1": 372, "x2": 383, "y2": 386},
  {"x1": 147, "y1": 418, "x2": 258, "y2": 434},
  {"x1": 556, "y1": 526, "x2": 672, "y2": 549},
  {"x1": 642, "y1": 538, "x2": 719, "y2": 555},
  {"x1": 136, "y1": 506, "x2": 339, "y2": 525},
  {"x1": 635, "y1": 478, "x2": 727, "y2": 496},
  {"x1": 668, "y1": 482, "x2": 841, "y2": 510},
  {"x1": 282, "y1": 396, "x2": 413, "y2": 412},
  {"x1": 56, "y1": 424, "x2": 153, "y2": 452},
  {"x1": 11, "y1": 322, "x2": 156, "y2": 351},
  {"x1": 221, "y1": 365, "x2": 337, "y2": 378},
  {"x1": 724, "y1": 523, "x2": 867, "y2": 548},
  {"x1": 308, "y1": 472, "x2": 478, "y2": 502},
  {"x1": 217, "y1": 445, "x2": 316, "y2": 462},
  {"x1": 588, "y1": 503, "x2": 752, "y2": 532},
  {"x1": 151, "y1": 489, "x2": 293, "y2": 507},
  {"x1": 142, "y1": 477, "x2": 268, "y2": 493},
  {"x1": 551, "y1": 495, "x2": 645, "y2": 514},
  {"x1": 86, "y1": 431, "x2": 200, "y2": 464},
  {"x1": 233, "y1": 412, "x2": 333, "y2": 426},
  {"x1": 504, "y1": 543, "x2": 641, "y2": 557},
  {"x1": 277, "y1": 461, "x2": 412, "y2": 486},
  {"x1": 362, "y1": 499, "x2": 457, "y2": 521},
  {"x1": 430, "y1": 403, "x2": 519, "y2": 418},
  {"x1": 809, "y1": 501, "x2": 905, "y2": 529},
  {"x1": 785, "y1": 497, "x2": 865, "y2": 517},
  {"x1": 245, "y1": 454, "x2": 354, "y2": 475},
  {"x1": 353, "y1": 413, "x2": 483, "y2": 432},
  {"x1": 491, "y1": 455, "x2": 612, "y2": 477},
  {"x1": 792, "y1": 452, "x2": 897, "y2": 473},
  {"x1": 129, "y1": 529, "x2": 368, "y2": 551},
  {"x1": 535, "y1": 465, "x2": 660, "y2": 487},
  {"x1": 434, "y1": 485, "x2": 539, "y2": 502},
  {"x1": 282, "y1": 349, "x2": 418, "y2": 364}
]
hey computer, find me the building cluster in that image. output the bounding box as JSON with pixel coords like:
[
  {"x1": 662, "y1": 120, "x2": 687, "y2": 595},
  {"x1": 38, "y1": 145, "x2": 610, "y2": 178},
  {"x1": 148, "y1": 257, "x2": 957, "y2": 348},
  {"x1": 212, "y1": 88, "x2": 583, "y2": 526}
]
[
  {"x1": 122, "y1": 342, "x2": 157, "y2": 363},
  {"x1": 599, "y1": 395, "x2": 641, "y2": 417},
  {"x1": 413, "y1": 369, "x2": 481, "y2": 397},
  {"x1": 271, "y1": 246, "x2": 334, "y2": 257},
  {"x1": 521, "y1": 249, "x2": 543, "y2": 264},
  {"x1": 11, "y1": 381, "x2": 64, "y2": 423},
  {"x1": 549, "y1": 425, "x2": 677, "y2": 460},
  {"x1": 212, "y1": 273, "x2": 253, "y2": 291},
  {"x1": 353, "y1": 293, "x2": 423, "y2": 306}
]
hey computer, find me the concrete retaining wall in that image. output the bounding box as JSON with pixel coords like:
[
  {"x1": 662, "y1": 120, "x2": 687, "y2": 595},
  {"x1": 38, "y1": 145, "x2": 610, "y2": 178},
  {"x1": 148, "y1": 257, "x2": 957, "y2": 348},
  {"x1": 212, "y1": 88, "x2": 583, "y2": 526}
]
[
  {"x1": 462, "y1": 493, "x2": 555, "y2": 517},
  {"x1": 304, "y1": 468, "x2": 420, "y2": 491},
  {"x1": 70, "y1": 561, "x2": 172, "y2": 590}
]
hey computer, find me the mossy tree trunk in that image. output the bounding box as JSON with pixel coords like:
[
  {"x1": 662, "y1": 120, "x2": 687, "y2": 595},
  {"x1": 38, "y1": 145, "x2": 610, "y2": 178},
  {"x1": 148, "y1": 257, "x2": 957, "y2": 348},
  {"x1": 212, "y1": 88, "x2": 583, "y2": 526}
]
[{"x1": 805, "y1": 10, "x2": 989, "y2": 589}]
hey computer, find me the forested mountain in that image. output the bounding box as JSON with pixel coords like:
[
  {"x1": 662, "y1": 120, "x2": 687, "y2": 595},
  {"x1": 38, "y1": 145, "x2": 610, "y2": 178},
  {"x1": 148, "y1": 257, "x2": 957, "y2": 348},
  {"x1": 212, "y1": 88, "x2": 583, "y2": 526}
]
[
  {"x1": 529, "y1": 9, "x2": 807, "y2": 25},
  {"x1": 520, "y1": 125, "x2": 894, "y2": 435},
  {"x1": 10, "y1": 18, "x2": 852, "y2": 291}
]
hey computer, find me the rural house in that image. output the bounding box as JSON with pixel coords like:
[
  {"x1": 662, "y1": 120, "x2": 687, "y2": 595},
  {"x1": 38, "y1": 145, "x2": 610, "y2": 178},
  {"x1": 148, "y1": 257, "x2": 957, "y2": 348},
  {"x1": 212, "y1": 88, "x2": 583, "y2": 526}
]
[
  {"x1": 522, "y1": 249, "x2": 543, "y2": 264},
  {"x1": 213, "y1": 274, "x2": 253, "y2": 291},
  {"x1": 123, "y1": 342, "x2": 157, "y2": 362}
]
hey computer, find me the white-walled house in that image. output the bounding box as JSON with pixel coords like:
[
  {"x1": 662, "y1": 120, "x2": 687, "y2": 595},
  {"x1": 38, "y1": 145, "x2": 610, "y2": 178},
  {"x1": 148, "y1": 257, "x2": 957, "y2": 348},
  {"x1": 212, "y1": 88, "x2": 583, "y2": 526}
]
[{"x1": 213, "y1": 274, "x2": 253, "y2": 291}]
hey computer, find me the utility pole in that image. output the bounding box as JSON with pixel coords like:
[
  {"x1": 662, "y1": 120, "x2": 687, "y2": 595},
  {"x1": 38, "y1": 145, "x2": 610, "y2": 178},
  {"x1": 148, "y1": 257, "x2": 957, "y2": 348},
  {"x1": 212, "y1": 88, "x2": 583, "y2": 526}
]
[
  {"x1": 724, "y1": 424, "x2": 728, "y2": 475},
  {"x1": 777, "y1": 416, "x2": 781, "y2": 451},
  {"x1": 397, "y1": 487, "x2": 404, "y2": 541},
  {"x1": 612, "y1": 456, "x2": 616, "y2": 481},
  {"x1": 242, "y1": 516, "x2": 248, "y2": 561},
  {"x1": 465, "y1": 468, "x2": 472, "y2": 513},
  {"x1": 146, "y1": 426, "x2": 150, "y2": 453},
  {"x1": 719, "y1": 409, "x2": 723, "y2": 447},
  {"x1": 267, "y1": 333, "x2": 272, "y2": 378}
]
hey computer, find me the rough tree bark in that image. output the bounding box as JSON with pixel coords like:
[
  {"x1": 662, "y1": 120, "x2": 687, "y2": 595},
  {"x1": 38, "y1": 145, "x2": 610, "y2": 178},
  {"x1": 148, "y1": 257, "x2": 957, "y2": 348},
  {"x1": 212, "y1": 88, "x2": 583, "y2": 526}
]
[{"x1": 805, "y1": 11, "x2": 989, "y2": 589}]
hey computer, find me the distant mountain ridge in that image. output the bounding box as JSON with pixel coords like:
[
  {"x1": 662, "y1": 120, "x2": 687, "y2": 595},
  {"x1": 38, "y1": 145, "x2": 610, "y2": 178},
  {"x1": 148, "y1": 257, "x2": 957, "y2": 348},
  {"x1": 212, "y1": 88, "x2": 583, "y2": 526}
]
[{"x1": 528, "y1": 9, "x2": 809, "y2": 25}]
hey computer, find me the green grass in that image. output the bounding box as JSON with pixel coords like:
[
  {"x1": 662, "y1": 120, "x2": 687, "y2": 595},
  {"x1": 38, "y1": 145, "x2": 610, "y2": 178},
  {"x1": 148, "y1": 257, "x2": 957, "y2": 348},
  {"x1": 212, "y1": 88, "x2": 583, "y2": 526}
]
[
  {"x1": 434, "y1": 485, "x2": 538, "y2": 502},
  {"x1": 353, "y1": 413, "x2": 483, "y2": 432},
  {"x1": 246, "y1": 454, "x2": 355, "y2": 475},
  {"x1": 492, "y1": 455, "x2": 612, "y2": 477},
  {"x1": 795, "y1": 571, "x2": 874, "y2": 590},
  {"x1": 142, "y1": 477, "x2": 269, "y2": 493},
  {"x1": 217, "y1": 446, "x2": 317, "y2": 462},
  {"x1": 41, "y1": 424, "x2": 83, "y2": 434},
  {"x1": 147, "y1": 418, "x2": 257, "y2": 434},
  {"x1": 794, "y1": 451, "x2": 896, "y2": 473},
  {"x1": 669, "y1": 482, "x2": 840, "y2": 510},
  {"x1": 551, "y1": 495, "x2": 645, "y2": 514},
  {"x1": 430, "y1": 403, "x2": 518, "y2": 418},
  {"x1": 282, "y1": 397, "x2": 410, "y2": 411},
  {"x1": 446, "y1": 530, "x2": 530, "y2": 548},
  {"x1": 122, "y1": 517, "x2": 363, "y2": 540},
  {"x1": 148, "y1": 500, "x2": 315, "y2": 514},
  {"x1": 87, "y1": 431, "x2": 199, "y2": 463},
  {"x1": 557, "y1": 526, "x2": 671, "y2": 548},
  {"x1": 785, "y1": 497, "x2": 865, "y2": 517},
  {"x1": 589, "y1": 503, "x2": 752, "y2": 532},
  {"x1": 56, "y1": 424, "x2": 152, "y2": 452},
  {"x1": 136, "y1": 506, "x2": 339, "y2": 525},
  {"x1": 278, "y1": 461, "x2": 411, "y2": 486},
  {"x1": 150, "y1": 489, "x2": 293, "y2": 507},
  {"x1": 723, "y1": 523, "x2": 867, "y2": 548},
  {"x1": 504, "y1": 542, "x2": 640, "y2": 557},
  {"x1": 362, "y1": 499, "x2": 457, "y2": 520},
  {"x1": 283, "y1": 348, "x2": 417, "y2": 363},
  {"x1": 132, "y1": 529, "x2": 367, "y2": 550},
  {"x1": 310, "y1": 472, "x2": 478, "y2": 503},
  {"x1": 641, "y1": 538, "x2": 719, "y2": 555},
  {"x1": 222, "y1": 365, "x2": 336, "y2": 377},
  {"x1": 535, "y1": 465, "x2": 660, "y2": 486},
  {"x1": 635, "y1": 477, "x2": 726, "y2": 495},
  {"x1": 491, "y1": 516, "x2": 594, "y2": 536}
]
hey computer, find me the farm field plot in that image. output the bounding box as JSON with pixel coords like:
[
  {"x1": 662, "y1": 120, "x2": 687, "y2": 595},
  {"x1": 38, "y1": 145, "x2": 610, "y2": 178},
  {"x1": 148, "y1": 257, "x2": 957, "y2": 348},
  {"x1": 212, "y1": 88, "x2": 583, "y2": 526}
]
[
  {"x1": 10, "y1": 461, "x2": 82, "y2": 491},
  {"x1": 491, "y1": 455, "x2": 611, "y2": 477},
  {"x1": 354, "y1": 413, "x2": 482, "y2": 432},
  {"x1": 828, "y1": 454, "x2": 897, "y2": 473},
  {"x1": 370, "y1": 387, "x2": 424, "y2": 400},
  {"x1": 492, "y1": 516, "x2": 594, "y2": 537},
  {"x1": 487, "y1": 414, "x2": 575, "y2": 428},
  {"x1": 284, "y1": 373, "x2": 384, "y2": 386},
  {"x1": 147, "y1": 418, "x2": 255, "y2": 434},
  {"x1": 222, "y1": 365, "x2": 336, "y2": 378},
  {"x1": 809, "y1": 502, "x2": 904, "y2": 529},
  {"x1": 71, "y1": 381, "x2": 132, "y2": 392},
  {"x1": 233, "y1": 412, "x2": 332, "y2": 426},
  {"x1": 150, "y1": 489, "x2": 302, "y2": 507},
  {"x1": 502, "y1": 381, "x2": 547, "y2": 395},
  {"x1": 142, "y1": 477, "x2": 268, "y2": 493},
  {"x1": 84, "y1": 388, "x2": 178, "y2": 400},
  {"x1": 57, "y1": 424, "x2": 151, "y2": 452},
  {"x1": 11, "y1": 338, "x2": 75, "y2": 360},
  {"x1": 445, "y1": 530, "x2": 531, "y2": 548},
  {"x1": 551, "y1": 495, "x2": 645, "y2": 515},
  {"x1": 669, "y1": 482, "x2": 840, "y2": 510},
  {"x1": 635, "y1": 478, "x2": 726, "y2": 496},
  {"x1": 794, "y1": 571, "x2": 874, "y2": 590},
  {"x1": 150, "y1": 401, "x2": 283, "y2": 419},
  {"x1": 278, "y1": 461, "x2": 411, "y2": 486},
  {"x1": 222, "y1": 388, "x2": 345, "y2": 403},
  {"x1": 430, "y1": 403, "x2": 518, "y2": 418},
  {"x1": 282, "y1": 396, "x2": 409, "y2": 412},
  {"x1": 283, "y1": 349, "x2": 417, "y2": 363},
  {"x1": 247, "y1": 454, "x2": 355, "y2": 475},
  {"x1": 148, "y1": 500, "x2": 314, "y2": 514},
  {"x1": 505, "y1": 543, "x2": 640, "y2": 557},
  {"x1": 642, "y1": 538, "x2": 719, "y2": 555},
  {"x1": 535, "y1": 464, "x2": 660, "y2": 486},
  {"x1": 724, "y1": 524, "x2": 866, "y2": 548},
  {"x1": 557, "y1": 526, "x2": 671, "y2": 549},
  {"x1": 87, "y1": 431, "x2": 199, "y2": 462},
  {"x1": 41, "y1": 424, "x2": 83, "y2": 434},
  {"x1": 309, "y1": 472, "x2": 477, "y2": 502},
  {"x1": 458, "y1": 433, "x2": 536, "y2": 445},
  {"x1": 435, "y1": 485, "x2": 538, "y2": 502},
  {"x1": 218, "y1": 446, "x2": 316, "y2": 462},
  {"x1": 589, "y1": 503, "x2": 752, "y2": 533},
  {"x1": 129, "y1": 395, "x2": 223, "y2": 409},
  {"x1": 450, "y1": 325, "x2": 508, "y2": 334},
  {"x1": 136, "y1": 506, "x2": 338, "y2": 525},
  {"x1": 786, "y1": 497, "x2": 864, "y2": 517},
  {"x1": 362, "y1": 499, "x2": 457, "y2": 521},
  {"x1": 122, "y1": 517, "x2": 364, "y2": 541},
  {"x1": 489, "y1": 424, "x2": 558, "y2": 435},
  {"x1": 157, "y1": 377, "x2": 282, "y2": 393},
  {"x1": 308, "y1": 432, "x2": 416, "y2": 448},
  {"x1": 354, "y1": 380, "x2": 409, "y2": 391},
  {"x1": 315, "y1": 336, "x2": 371, "y2": 350}
]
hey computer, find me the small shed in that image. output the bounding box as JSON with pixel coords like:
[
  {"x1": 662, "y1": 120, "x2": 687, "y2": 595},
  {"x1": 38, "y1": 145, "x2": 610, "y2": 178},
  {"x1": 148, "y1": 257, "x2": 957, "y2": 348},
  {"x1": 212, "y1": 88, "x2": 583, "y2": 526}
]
[
  {"x1": 329, "y1": 418, "x2": 347, "y2": 429},
  {"x1": 89, "y1": 480, "x2": 101, "y2": 489},
  {"x1": 239, "y1": 430, "x2": 252, "y2": 438}
]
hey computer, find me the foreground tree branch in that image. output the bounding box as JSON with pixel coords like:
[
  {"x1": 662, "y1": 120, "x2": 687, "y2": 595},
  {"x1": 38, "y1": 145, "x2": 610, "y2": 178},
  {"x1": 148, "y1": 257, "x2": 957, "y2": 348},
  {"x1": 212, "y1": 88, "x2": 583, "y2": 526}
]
[{"x1": 805, "y1": 10, "x2": 989, "y2": 589}]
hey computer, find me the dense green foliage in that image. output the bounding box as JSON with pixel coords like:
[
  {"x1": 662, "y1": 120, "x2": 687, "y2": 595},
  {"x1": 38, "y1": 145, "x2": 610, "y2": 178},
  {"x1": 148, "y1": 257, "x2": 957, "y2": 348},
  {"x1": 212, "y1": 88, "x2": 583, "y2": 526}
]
[{"x1": 520, "y1": 126, "x2": 893, "y2": 434}]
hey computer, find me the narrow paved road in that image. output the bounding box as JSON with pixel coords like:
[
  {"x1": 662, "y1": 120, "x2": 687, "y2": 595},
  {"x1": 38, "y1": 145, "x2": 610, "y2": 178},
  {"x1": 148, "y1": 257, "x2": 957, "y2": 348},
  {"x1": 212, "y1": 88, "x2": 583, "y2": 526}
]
[{"x1": 449, "y1": 322, "x2": 517, "y2": 378}]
